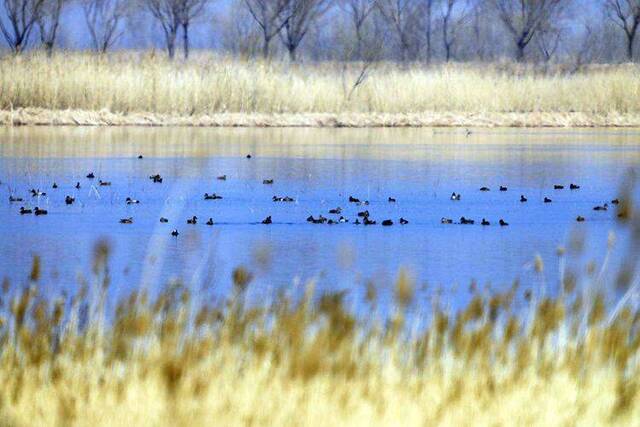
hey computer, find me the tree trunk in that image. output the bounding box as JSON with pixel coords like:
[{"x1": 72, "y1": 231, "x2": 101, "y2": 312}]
[
  {"x1": 262, "y1": 36, "x2": 270, "y2": 59},
  {"x1": 183, "y1": 23, "x2": 190, "y2": 60},
  {"x1": 288, "y1": 45, "x2": 297, "y2": 61},
  {"x1": 627, "y1": 33, "x2": 635, "y2": 62},
  {"x1": 45, "y1": 42, "x2": 54, "y2": 57},
  {"x1": 516, "y1": 42, "x2": 526, "y2": 62}
]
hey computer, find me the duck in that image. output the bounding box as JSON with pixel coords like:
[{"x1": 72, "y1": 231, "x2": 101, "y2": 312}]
[
  {"x1": 52, "y1": 183, "x2": 58, "y2": 189},
  {"x1": 30, "y1": 189, "x2": 46, "y2": 197},
  {"x1": 544, "y1": 197, "x2": 552, "y2": 203},
  {"x1": 480, "y1": 187, "x2": 490, "y2": 192},
  {"x1": 263, "y1": 179, "x2": 274, "y2": 185},
  {"x1": 354, "y1": 219, "x2": 362, "y2": 225},
  {"x1": 19, "y1": 207, "x2": 32, "y2": 215},
  {"x1": 554, "y1": 185, "x2": 564, "y2": 190},
  {"x1": 576, "y1": 216, "x2": 585, "y2": 222},
  {"x1": 86, "y1": 172, "x2": 95, "y2": 179},
  {"x1": 217, "y1": 175, "x2": 227, "y2": 181},
  {"x1": 499, "y1": 186, "x2": 507, "y2": 192},
  {"x1": 149, "y1": 174, "x2": 163, "y2": 183},
  {"x1": 327, "y1": 219, "x2": 337, "y2": 225},
  {"x1": 138, "y1": 155, "x2": 144, "y2": 159},
  {"x1": 171, "y1": 229, "x2": 179, "y2": 237},
  {"x1": 593, "y1": 203, "x2": 608, "y2": 211},
  {"x1": 99, "y1": 180, "x2": 111, "y2": 186},
  {"x1": 611, "y1": 199, "x2": 620, "y2": 205},
  {"x1": 187, "y1": 216, "x2": 197, "y2": 224},
  {"x1": 262, "y1": 216, "x2": 272, "y2": 224},
  {"x1": 34, "y1": 207, "x2": 48, "y2": 216},
  {"x1": 206, "y1": 218, "x2": 214, "y2": 226},
  {"x1": 204, "y1": 193, "x2": 222, "y2": 200},
  {"x1": 399, "y1": 218, "x2": 409, "y2": 225},
  {"x1": 450, "y1": 192, "x2": 461, "y2": 201},
  {"x1": 441, "y1": 217, "x2": 453, "y2": 224},
  {"x1": 357, "y1": 210, "x2": 370, "y2": 218},
  {"x1": 65, "y1": 196, "x2": 75, "y2": 205},
  {"x1": 382, "y1": 219, "x2": 393, "y2": 226},
  {"x1": 160, "y1": 217, "x2": 169, "y2": 223},
  {"x1": 307, "y1": 215, "x2": 327, "y2": 224},
  {"x1": 348, "y1": 196, "x2": 360, "y2": 203},
  {"x1": 272, "y1": 196, "x2": 294, "y2": 202},
  {"x1": 481, "y1": 218, "x2": 491, "y2": 226},
  {"x1": 126, "y1": 197, "x2": 140, "y2": 205},
  {"x1": 246, "y1": 154, "x2": 252, "y2": 159},
  {"x1": 388, "y1": 197, "x2": 396, "y2": 203},
  {"x1": 75, "y1": 182, "x2": 81, "y2": 189},
  {"x1": 339, "y1": 216, "x2": 349, "y2": 223},
  {"x1": 520, "y1": 195, "x2": 527, "y2": 203},
  {"x1": 329, "y1": 207, "x2": 342, "y2": 214},
  {"x1": 119, "y1": 217, "x2": 133, "y2": 224},
  {"x1": 499, "y1": 219, "x2": 509, "y2": 226},
  {"x1": 570, "y1": 183, "x2": 580, "y2": 190},
  {"x1": 363, "y1": 217, "x2": 376, "y2": 225},
  {"x1": 9, "y1": 196, "x2": 23, "y2": 203},
  {"x1": 460, "y1": 217, "x2": 475, "y2": 225}
]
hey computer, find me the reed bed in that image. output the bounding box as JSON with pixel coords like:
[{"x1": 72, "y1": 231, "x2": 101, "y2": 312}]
[
  {"x1": 2, "y1": 52, "x2": 640, "y2": 127},
  {"x1": 1, "y1": 191, "x2": 640, "y2": 426}
]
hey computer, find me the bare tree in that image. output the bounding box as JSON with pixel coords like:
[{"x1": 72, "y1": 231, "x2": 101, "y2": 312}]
[
  {"x1": 440, "y1": 0, "x2": 468, "y2": 61},
  {"x1": 36, "y1": 0, "x2": 67, "y2": 56},
  {"x1": 535, "y1": 20, "x2": 562, "y2": 63},
  {"x1": 339, "y1": 0, "x2": 377, "y2": 59},
  {"x1": 82, "y1": 0, "x2": 127, "y2": 53},
  {"x1": 604, "y1": 0, "x2": 640, "y2": 61},
  {"x1": 422, "y1": 0, "x2": 436, "y2": 63},
  {"x1": 0, "y1": 0, "x2": 46, "y2": 53},
  {"x1": 243, "y1": 0, "x2": 291, "y2": 58},
  {"x1": 144, "y1": 0, "x2": 181, "y2": 59},
  {"x1": 280, "y1": 0, "x2": 332, "y2": 61},
  {"x1": 178, "y1": 0, "x2": 209, "y2": 59},
  {"x1": 376, "y1": 0, "x2": 421, "y2": 62},
  {"x1": 490, "y1": 0, "x2": 565, "y2": 62}
]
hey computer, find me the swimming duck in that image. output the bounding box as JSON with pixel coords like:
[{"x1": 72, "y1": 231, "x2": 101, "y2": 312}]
[
  {"x1": 31, "y1": 189, "x2": 46, "y2": 197},
  {"x1": 544, "y1": 197, "x2": 552, "y2": 203},
  {"x1": 217, "y1": 175, "x2": 227, "y2": 181},
  {"x1": 554, "y1": 185, "x2": 564, "y2": 190},
  {"x1": 86, "y1": 172, "x2": 95, "y2": 179},
  {"x1": 272, "y1": 196, "x2": 294, "y2": 202},
  {"x1": 262, "y1": 216, "x2": 272, "y2": 224},
  {"x1": 363, "y1": 217, "x2": 376, "y2": 225},
  {"x1": 388, "y1": 197, "x2": 396, "y2": 203},
  {"x1": 593, "y1": 203, "x2": 608, "y2": 211},
  {"x1": 52, "y1": 183, "x2": 58, "y2": 189},
  {"x1": 357, "y1": 210, "x2": 370, "y2": 218},
  {"x1": 19, "y1": 207, "x2": 32, "y2": 215},
  {"x1": 160, "y1": 217, "x2": 169, "y2": 223},
  {"x1": 306, "y1": 215, "x2": 327, "y2": 224},
  {"x1": 611, "y1": 199, "x2": 620, "y2": 205},
  {"x1": 450, "y1": 192, "x2": 461, "y2": 201},
  {"x1": 481, "y1": 218, "x2": 490, "y2": 226},
  {"x1": 441, "y1": 217, "x2": 453, "y2": 224},
  {"x1": 263, "y1": 179, "x2": 274, "y2": 185},
  {"x1": 65, "y1": 196, "x2": 75, "y2": 205},
  {"x1": 399, "y1": 218, "x2": 409, "y2": 225},
  {"x1": 119, "y1": 217, "x2": 133, "y2": 224},
  {"x1": 246, "y1": 154, "x2": 252, "y2": 159},
  {"x1": 206, "y1": 218, "x2": 214, "y2": 226},
  {"x1": 499, "y1": 186, "x2": 507, "y2": 192},
  {"x1": 9, "y1": 196, "x2": 23, "y2": 203},
  {"x1": 327, "y1": 219, "x2": 337, "y2": 225},
  {"x1": 339, "y1": 216, "x2": 349, "y2": 223},
  {"x1": 382, "y1": 219, "x2": 393, "y2": 226},
  {"x1": 354, "y1": 219, "x2": 362, "y2": 225},
  {"x1": 348, "y1": 196, "x2": 360, "y2": 203},
  {"x1": 34, "y1": 207, "x2": 48, "y2": 216},
  {"x1": 576, "y1": 216, "x2": 585, "y2": 222},
  {"x1": 126, "y1": 197, "x2": 140, "y2": 205},
  {"x1": 329, "y1": 207, "x2": 342, "y2": 214},
  {"x1": 520, "y1": 195, "x2": 527, "y2": 202},
  {"x1": 460, "y1": 217, "x2": 475, "y2": 225},
  {"x1": 75, "y1": 182, "x2": 81, "y2": 189},
  {"x1": 480, "y1": 187, "x2": 490, "y2": 192},
  {"x1": 187, "y1": 216, "x2": 197, "y2": 224},
  {"x1": 204, "y1": 193, "x2": 222, "y2": 200},
  {"x1": 499, "y1": 219, "x2": 509, "y2": 226},
  {"x1": 149, "y1": 174, "x2": 163, "y2": 183},
  {"x1": 171, "y1": 229, "x2": 179, "y2": 237},
  {"x1": 99, "y1": 180, "x2": 111, "y2": 186},
  {"x1": 138, "y1": 155, "x2": 144, "y2": 159},
  {"x1": 570, "y1": 183, "x2": 580, "y2": 190}
]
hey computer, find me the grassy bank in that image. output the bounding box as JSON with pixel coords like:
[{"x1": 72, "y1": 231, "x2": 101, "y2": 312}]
[{"x1": 2, "y1": 53, "x2": 640, "y2": 127}]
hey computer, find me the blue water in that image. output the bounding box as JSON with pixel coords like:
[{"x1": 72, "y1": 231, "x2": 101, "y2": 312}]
[{"x1": 1, "y1": 127, "x2": 639, "y2": 311}]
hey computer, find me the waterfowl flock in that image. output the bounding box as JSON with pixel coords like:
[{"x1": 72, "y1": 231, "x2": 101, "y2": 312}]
[{"x1": 5, "y1": 159, "x2": 624, "y2": 238}]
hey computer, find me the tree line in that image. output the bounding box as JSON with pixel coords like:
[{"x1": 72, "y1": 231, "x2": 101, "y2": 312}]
[{"x1": 1, "y1": 0, "x2": 640, "y2": 64}]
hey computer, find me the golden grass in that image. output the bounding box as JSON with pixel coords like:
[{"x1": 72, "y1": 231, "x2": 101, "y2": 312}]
[{"x1": 2, "y1": 52, "x2": 640, "y2": 127}]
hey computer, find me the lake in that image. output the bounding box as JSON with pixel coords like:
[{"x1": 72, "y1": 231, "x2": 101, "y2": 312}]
[{"x1": 1, "y1": 127, "x2": 639, "y2": 311}]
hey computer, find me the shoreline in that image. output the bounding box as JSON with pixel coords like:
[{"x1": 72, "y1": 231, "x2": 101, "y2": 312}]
[{"x1": 3, "y1": 108, "x2": 640, "y2": 128}]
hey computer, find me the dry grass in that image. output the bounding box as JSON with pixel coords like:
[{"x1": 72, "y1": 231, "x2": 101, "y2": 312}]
[{"x1": 2, "y1": 52, "x2": 640, "y2": 127}]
